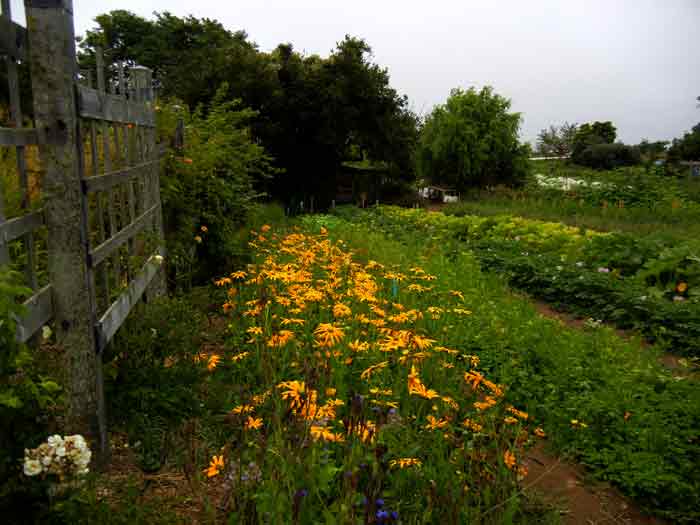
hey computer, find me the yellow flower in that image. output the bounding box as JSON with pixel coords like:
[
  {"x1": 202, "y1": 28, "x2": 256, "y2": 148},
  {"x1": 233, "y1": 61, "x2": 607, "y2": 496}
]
[
  {"x1": 230, "y1": 270, "x2": 248, "y2": 280},
  {"x1": 677, "y1": 282, "x2": 688, "y2": 293},
  {"x1": 203, "y1": 455, "x2": 224, "y2": 477},
  {"x1": 194, "y1": 235, "x2": 203, "y2": 243},
  {"x1": 462, "y1": 418, "x2": 483, "y2": 432},
  {"x1": 411, "y1": 334, "x2": 435, "y2": 350},
  {"x1": 361, "y1": 361, "x2": 388, "y2": 380},
  {"x1": 261, "y1": 224, "x2": 271, "y2": 233},
  {"x1": 349, "y1": 339, "x2": 370, "y2": 353},
  {"x1": 507, "y1": 406, "x2": 528, "y2": 420},
  {"x1": 244, "y1": 416, "x2": 263, "y2": 430},
  {"x1": 503, "y1": 450, "x2": 516, "y2": 470},
  {"x1": 232, "y1": 404, "x2": 255, "y2": 415},
  {"x1": 534, "y1": 427, "x2": 546, "y2": 438},
  {"x1": 267, "y1": 330, "x2": 294, "y2": 348},
  {"x1": 407, "y1": 366, "x2": 440, "y2": 400},
  {"x1": 314, "y1": 323, "x2": 345, "y2": 348},
  {"x1": 310, "y1": 425, "x2": 345, "y2": 443},
  {"x1": 231, "y1": 351, "x2": 249, "y2": 362},
  {"x1": 473, "y1": 395, "x2": 497, "y2": 411},
  {"x1": 207, "y1": 354, "x2": 221, "y2": 371},
  {"x1": 424, "y1": 415, "x2": 449, "y2": 430},
  {"x1": 200, "y1": 225, "x2": 208, "y2": 233},
  {"x1": 389, "y1": 457, "x2": 422, "y2": 469},
  {"x1": 247, "y1": 326, "x2": 263, "y2": 336},
  {"x1": 215, "y1": 277, "x2": 232, "y2": 287},
  {"x1": 333, "y1": 303, "x2": 352, "y2": 318},
  {"x1": 278, "y1": 380, "x2": 306, "y2": 410},
  {"x1": 503, "y1": 416, "x2": 518, "y2": 425},
  {"x1": 464, "y1": 371, "x2": 484, "y2": 390},
  {"x1": 449, "y1": 290, "x2": 464, "y2": 301}
]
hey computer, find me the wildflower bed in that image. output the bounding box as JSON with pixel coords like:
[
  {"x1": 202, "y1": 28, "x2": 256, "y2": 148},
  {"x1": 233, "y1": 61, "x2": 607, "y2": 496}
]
[
  {"x1": 333, "y1": 206, "x2": 700, "y2": 356},
  {"x1": 190, "y1": 215, "x2": 700, "y2": 524},
  {"x1": 206, "y1": 224, "x2": 551, "y2": 523}
]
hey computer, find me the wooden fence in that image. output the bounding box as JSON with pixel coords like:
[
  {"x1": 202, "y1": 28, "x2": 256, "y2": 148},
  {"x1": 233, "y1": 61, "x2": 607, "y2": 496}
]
[{"x1": 0, "y1": 0, "x2": 166, "y2": 462}]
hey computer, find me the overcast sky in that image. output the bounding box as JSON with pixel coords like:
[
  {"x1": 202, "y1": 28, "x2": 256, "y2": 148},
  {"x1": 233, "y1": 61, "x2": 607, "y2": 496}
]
[{"x1": 8, "y1": 0, "x2": 700, "y2": 145}]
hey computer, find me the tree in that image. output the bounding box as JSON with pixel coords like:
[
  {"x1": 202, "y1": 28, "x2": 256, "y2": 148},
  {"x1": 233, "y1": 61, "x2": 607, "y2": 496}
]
[
  {"x1": 667, "y1": 123, "x2": 700, "y2": 162},
  {"x1": 536, "y1": 122, "x2": 577, "y2": 157},
  {"x1": 637, "y1": 139, "x2": 668, "y2": 160},
  {"x1": 416, "y1": 86, "x2": 529, "y2": 190},
  {"x1": 79, "y1": 15, "x2": 417, "y2": 206},
  {"x1": 572, "y1": 121, "x2": 617, "y2": 164}
]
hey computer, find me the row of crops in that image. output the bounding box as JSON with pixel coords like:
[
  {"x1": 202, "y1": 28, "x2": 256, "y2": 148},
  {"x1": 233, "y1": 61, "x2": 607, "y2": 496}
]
[{"x1": 332, "y1": 206, "x2": 700, "y2": 356}]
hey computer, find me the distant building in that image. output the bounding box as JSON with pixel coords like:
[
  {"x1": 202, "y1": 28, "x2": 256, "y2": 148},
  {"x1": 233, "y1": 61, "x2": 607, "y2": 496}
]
[{"x1": 419, "y1": 186, "x2": 459, "y2": 203}]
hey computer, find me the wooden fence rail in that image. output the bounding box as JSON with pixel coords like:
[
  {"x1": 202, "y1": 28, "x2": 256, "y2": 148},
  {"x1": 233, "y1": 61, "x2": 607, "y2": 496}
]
[{"x1": 0, "y1": 0, "x2": 167, "y2": 463}]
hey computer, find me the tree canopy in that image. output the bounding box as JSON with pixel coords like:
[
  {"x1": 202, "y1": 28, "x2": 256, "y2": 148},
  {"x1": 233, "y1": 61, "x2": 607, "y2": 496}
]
[
  {"x1": 416, "y1": 87, "x2": 528, "y2": 190},
  {"x1": 667, "y1": 123, "x2": 700, "y2": 162},
  {"x1": 78, "y1": 12, "x2": 417, "y2": 206},
  {"x1": 536, "y1": 122, "x2": 578, "y2": 157}
]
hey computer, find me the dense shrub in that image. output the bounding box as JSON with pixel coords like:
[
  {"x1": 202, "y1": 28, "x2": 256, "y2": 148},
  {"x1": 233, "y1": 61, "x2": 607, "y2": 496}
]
[
  {"x1": 0, "y1": 269, "x2": 62, "y2": 521},
  {"x1": 574, "y1": 143, "x2": 641, "y2": 170},
  {"x1": 157, "y1": 85, "x2": 277, "y2": 290}
]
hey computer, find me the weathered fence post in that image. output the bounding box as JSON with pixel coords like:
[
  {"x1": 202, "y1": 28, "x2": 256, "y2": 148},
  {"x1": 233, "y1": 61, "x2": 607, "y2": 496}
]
[{"x1": 24, "y1": 0, "x2": 109, "y2": 463}]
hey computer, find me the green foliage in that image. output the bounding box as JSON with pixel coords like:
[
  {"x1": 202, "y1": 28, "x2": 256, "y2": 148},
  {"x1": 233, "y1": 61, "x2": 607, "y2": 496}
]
[
  {"x1": 417, "y1": 87, "x2": 528, "y2": 190},
  {"x1": 0, "y1": 268, "x2": 62, "y2": 520},
  {"x1": 79, "y1": 13, "x2": 418, "y2": 206},
  {"x1": 324, "y1": 211, "x2": 700, "y2": 522},
  {"x1": 571, "y1": 121, "x2": 624, "y2": 167},
  {"x1": 344, "y1": 206, "x2": 700, "y2": 356},
  {"x1": 536, "y1": 122, "x2": 578, "y2": 157},
  {"x1": 157, "y1": 87, "x2": 276, "y2": 289},
  {"x1": 668, "y1": 123, "x2": 700, "y2": 162},
  {"x1": 575, "y1": 143, "x2": 641, "y2": 170},
  {"x1": 105, "y1": 295, "x2": 205, "y2": 472}
]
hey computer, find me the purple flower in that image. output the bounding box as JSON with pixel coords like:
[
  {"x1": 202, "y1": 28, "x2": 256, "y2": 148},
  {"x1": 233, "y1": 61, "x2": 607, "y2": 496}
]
[
  {"x1": 295, "y1": 489, "x2": 308, "y2": 498},
  {"x1": 375, "y1": 498, "x2": 385, "y2": 508},
  {"x1": 597, "y1": 267, "x2": 610, "y2": 273},
  {"x1": 376, "y1": 510, "x2": 389, "y2": 521},
  {"x1": 391, "y1": 511, "x2": 398, "y2": 520}
]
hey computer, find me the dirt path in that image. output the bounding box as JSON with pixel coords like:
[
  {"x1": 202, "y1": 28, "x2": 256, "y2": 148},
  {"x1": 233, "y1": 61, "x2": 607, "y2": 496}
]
[
  {"x1": 529, "y1": 298, "x2": 699, "y2": 378},
  {"x1": 523, "y1": 445, "x2": 665, "y2": 525},
  {"x1": 519, "y1": 299, "x2": 687, "y2": 524}
]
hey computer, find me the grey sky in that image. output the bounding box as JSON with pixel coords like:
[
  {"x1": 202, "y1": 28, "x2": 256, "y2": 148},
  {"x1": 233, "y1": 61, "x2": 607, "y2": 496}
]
[{"x1": 9, "y1": 0, "x2": 700, "y2": 145}]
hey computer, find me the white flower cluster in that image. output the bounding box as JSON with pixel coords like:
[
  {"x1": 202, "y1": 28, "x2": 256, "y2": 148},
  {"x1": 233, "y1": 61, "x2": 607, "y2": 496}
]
[{"x1": 23, "y1": 434, "x2": 91, "y2": 479}]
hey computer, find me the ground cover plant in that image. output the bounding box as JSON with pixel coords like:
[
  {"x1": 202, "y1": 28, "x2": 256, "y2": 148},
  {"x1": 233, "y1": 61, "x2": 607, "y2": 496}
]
[{"x1": 342, "y1": 206, "x2": 700, "y2": 356}]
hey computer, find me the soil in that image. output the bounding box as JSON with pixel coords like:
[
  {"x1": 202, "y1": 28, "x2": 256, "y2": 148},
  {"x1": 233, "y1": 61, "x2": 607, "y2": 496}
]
[
  {"x1": 529, "y1": 297, "x2": 699, "y2": 379},
  {"x1": 523, "y1": 445, "x2": 666, "y2": 525}
]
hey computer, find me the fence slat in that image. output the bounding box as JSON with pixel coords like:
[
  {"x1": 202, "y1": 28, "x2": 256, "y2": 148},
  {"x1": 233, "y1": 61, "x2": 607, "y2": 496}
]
[
  {"x1": 83, "y1": 159, "x2": 159, "y2": 193},
  {"x1": 0, "y1": 126, "x2": 67, "y2": 146},
  {"x1": 77, "y1": 85, "x2": 155, "y2": 127},
  {"x1": 4, "y1": 11, "x2": 38, "y2": 291},
  {"x1": 0, "y1": 210, "x2": 43, "y2": 245},
  {"x1": 95, "y1": 250, "x2": 163, "y2": 351},
  {"x1": 90, "y1": 203, "x2": 158, "y2": 267},
  {"x1": 0, "y1": 16, "x2": 28, "y2": 61},
  {"x1": 14, "y1": 285, "x2": 53, "y2": 343},
  {"x1": 0, "y1": 128, "x2": 37, "y2": 146}
]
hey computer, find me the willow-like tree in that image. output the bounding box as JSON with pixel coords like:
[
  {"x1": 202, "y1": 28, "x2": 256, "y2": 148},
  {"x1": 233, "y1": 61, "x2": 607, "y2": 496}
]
[{"x1": 416, "y1": 87, "x2": 528, "y2": 191}]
